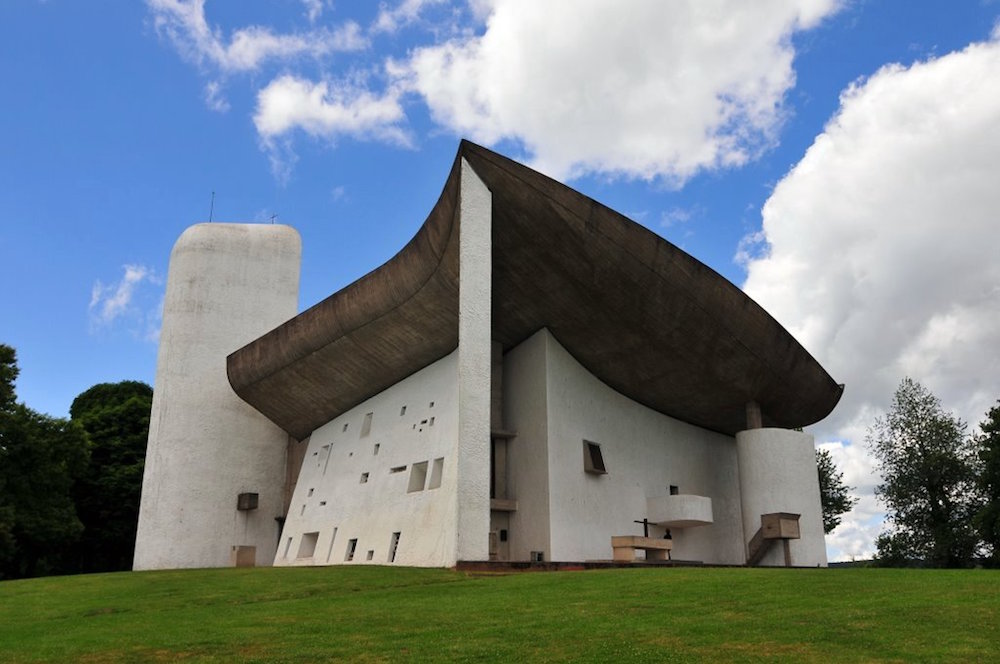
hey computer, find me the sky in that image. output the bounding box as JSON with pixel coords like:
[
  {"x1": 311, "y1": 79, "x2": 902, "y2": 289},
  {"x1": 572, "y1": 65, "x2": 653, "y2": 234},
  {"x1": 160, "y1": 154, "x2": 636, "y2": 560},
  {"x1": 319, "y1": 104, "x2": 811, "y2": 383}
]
[{"x1": 1, "y1": 0, "x2": 998, "y2": 562}]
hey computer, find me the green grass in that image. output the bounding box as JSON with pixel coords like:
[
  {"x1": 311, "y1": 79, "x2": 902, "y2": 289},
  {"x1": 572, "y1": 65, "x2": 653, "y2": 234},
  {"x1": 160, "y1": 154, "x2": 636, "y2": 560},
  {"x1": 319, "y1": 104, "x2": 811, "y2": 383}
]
[{"x1": 1, "y1": 566, "x2": 998, "y2": 662}]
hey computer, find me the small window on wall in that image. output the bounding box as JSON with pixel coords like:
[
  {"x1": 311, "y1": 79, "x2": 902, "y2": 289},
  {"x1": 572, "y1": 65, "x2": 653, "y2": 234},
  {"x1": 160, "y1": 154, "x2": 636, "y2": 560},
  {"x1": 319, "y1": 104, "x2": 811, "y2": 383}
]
[
  {"x1": 361, "y1": 412, "x2": 374, "y2": 437},
  {"x1": 345, "y1": 538, "x2": 358, "y2": 562},
  {"x1": 669, "y1": 485, "x2": 679, "y2": 496},
  {"x1": 583, "y1": 440, "x2": 607, "y2": 475},
  {"x1": 297, "y1": 531, "x2": 319, "y2": 559},
  {"x1": 427, "y1": 457, "x2": 444, "y2": 489},
  {"x1": 408, "y1": 461, "x2": 429, "y2": 492},
  {"x1": 388, "y1": 531, "x2": 401, "y2": 563}
]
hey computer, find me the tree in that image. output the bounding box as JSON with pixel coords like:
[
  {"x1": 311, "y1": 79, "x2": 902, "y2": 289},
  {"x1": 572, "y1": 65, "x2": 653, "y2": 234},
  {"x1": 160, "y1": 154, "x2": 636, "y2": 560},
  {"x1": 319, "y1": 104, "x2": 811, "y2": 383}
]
[
  {"x1": 974, "y1": 401, "x2": 1000, "y2": 565},
  {"x1": 816, "y1": 448, "x2": 857, "y2": 534},
  {"x1": 0, "y1": 344, "x2": 90, "y2": 579},
  {"x1": 69, "y1": 381, "x2": 152, "y2": 573},
  {"x1": 867, "y1": 378, "x2": 979, "y2": 567}
]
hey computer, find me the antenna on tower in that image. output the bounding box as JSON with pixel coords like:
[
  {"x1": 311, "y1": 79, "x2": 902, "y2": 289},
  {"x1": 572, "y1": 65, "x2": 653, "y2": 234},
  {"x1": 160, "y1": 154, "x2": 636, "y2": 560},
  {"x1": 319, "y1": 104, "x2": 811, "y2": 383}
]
[{"x1": 209, "y1": 191, "x2": 216, "y2": 223}]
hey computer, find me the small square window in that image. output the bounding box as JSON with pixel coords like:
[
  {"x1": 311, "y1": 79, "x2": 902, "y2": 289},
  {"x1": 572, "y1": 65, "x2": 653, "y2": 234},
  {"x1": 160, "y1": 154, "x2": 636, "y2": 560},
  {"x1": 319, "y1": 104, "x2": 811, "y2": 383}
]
[
  {"x1": 583, "y1": 440, "x2": 607, "y2": 475},
  {"x1": 360, "y1": 472, "x2": 369, "y2": 484}
]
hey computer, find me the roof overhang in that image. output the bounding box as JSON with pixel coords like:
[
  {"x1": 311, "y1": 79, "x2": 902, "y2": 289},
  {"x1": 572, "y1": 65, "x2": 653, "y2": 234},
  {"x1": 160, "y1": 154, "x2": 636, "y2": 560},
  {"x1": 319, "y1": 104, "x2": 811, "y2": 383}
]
[{"x1": 227, "y1": 141, "x2": 842, "y2": 440}]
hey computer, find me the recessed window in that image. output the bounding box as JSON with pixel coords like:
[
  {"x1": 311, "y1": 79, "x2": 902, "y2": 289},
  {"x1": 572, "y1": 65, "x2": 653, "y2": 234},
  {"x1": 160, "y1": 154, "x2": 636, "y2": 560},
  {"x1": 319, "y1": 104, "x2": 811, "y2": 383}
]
[
  {"x1": 583, "y1": 440, "x2": 607, "y2": 475},
  {"x1": 428, "y1": 457, "x2": 444, "y2": 490},
  {"x1": 300, "y1": 504, "x2": 306, "y2": 515},
  {"x1": 361, "y1": 412, "x2": 373, "y2": 438},
  {"x1": 307, "y1": 488, "x2": 314, "y2": 497},
  {"x1": 297, "y1": 531, "x2": 319, "y2": 559},
  {"x1": 400, "y1": 405, "x2": 407, "y2": 416},
  {"x1": 388, "y1": 531, "x2": 401, "y2": 563},
  {"x1": 326, "y1": 527, "x2": 338, "y2": 562},
  {"x1": 342, "y1": 423, "x2": 349, "y2": 433},
  {"x1": 366, "y1": 550, "x2": 374, "y2": 561},
  {"x1": 360, "y1": 472, "x2": 369, "y2": 484},
  {"x1": 669, "y1": 485, "x2": 679, "y2": 495},
  {"x1": 283, "y1": 536, "x2": 293, "y2": 559},
  {"x1": 429, "y1": 401, "x2": 435, "y2": 408},
  {"x1": 408, "y1": 461, "x2": 429, "y2": 493},
  {"x1": 373, "y1": 443, "x2": 380, "y2": 456},
  {"x1": 319, "y1": 501, "x2": 327, "y2": 506},
  {"x1": 429, "y1": 417, "x2": 435, "y2": 427},
  {"x1": 345, "y1": 538, "x2": 357, "y2": 562},
  {"x1": 390, "y1": 465, "x2": 406, "y2": 474}
]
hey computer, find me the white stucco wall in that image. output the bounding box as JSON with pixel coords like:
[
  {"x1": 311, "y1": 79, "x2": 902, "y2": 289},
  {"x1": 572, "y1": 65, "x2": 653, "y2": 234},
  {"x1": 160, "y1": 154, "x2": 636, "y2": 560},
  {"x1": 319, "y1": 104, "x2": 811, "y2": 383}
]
[
  {"x1": 274, "y1": 351, "x2": 459, "y2": 567},
  {"x1": 505, "y1": 329, "x2": 747, "y2": 565},
  {"x1": 134, "y1": 223, "x2": 300, "y2": 570},
  {"x1": 736, "y1": 428, "x2": 828, "y2": 567},
  {"x1": 502, "y1": 330, "x2": 552, "y2": 561}
]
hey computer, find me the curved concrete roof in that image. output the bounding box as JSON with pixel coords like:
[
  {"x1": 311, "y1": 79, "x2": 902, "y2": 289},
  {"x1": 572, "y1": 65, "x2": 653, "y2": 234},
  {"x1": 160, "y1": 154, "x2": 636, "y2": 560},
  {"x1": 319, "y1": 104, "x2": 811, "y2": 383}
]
[{"x1": 228, "y1": 141, "x2": 842, "y2": 440}]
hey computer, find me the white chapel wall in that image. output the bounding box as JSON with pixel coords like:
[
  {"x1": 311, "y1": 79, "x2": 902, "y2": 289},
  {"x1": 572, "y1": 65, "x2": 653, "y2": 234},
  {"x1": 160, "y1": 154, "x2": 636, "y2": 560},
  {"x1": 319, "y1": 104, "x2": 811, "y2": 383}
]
[
  {"x1": 537, "y1": 329, "x2": 748, "y2": 565},
  {"x1": 274, "y1": 351, "x2": 460, "y2": 568}
]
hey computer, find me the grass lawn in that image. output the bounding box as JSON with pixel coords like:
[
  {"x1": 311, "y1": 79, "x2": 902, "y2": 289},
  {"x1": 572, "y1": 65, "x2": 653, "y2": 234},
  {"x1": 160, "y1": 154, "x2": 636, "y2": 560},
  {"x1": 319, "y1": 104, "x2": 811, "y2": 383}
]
[{"x1": 1, "y1": 566, "x2": 998, "y2": 662}]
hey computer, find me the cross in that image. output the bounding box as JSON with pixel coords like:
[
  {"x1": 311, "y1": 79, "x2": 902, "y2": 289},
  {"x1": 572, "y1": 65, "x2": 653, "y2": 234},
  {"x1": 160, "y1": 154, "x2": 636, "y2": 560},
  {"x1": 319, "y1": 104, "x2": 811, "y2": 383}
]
[
  {"x1": 633, "y1": 518, "x2": 652, "y2": 537},
  {"x1": 270, "y1": 214, "x2": 277, "y2": 224}
]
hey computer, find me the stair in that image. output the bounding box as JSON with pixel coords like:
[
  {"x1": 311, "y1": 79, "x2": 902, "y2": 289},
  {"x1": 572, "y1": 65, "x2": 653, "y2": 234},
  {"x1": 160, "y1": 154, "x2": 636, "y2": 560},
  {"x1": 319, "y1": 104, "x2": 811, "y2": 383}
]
[{"x1": 746, "y1": 512, "x2": 801, "y2": 567}]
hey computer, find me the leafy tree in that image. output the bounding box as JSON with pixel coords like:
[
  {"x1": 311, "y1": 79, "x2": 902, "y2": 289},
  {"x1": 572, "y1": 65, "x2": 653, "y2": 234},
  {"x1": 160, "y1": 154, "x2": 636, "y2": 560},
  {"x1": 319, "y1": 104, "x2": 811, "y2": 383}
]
[
  {"x1": 69, "y1": 381, "x2": 152, "y2": 573},
  {"x1": 816, "y1": 448, "x2": 857, "y2": 534},
  {"x1": 0, "y1": 344, "x2": 90, "y2": 579},
  {"x1": 867, "y1": 378, "x2": 979, "y2": 568},
  {"x1": 974, "y1": 401, "x2": 1000, "y2": 565}
]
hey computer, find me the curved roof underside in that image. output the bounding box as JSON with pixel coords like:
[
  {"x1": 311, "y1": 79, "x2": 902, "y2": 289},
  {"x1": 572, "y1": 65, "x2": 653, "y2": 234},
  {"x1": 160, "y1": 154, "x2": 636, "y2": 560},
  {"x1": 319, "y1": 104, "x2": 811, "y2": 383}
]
[{"x1": 228, "y1": 141, "x2": 842, "y2": 440}]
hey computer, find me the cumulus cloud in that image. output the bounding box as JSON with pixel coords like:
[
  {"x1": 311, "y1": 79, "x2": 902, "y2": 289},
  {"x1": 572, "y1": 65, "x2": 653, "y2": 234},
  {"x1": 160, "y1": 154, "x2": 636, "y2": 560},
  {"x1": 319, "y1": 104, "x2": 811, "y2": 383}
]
[
  {"x1": 147, "y1": 0, "x2": 367, "y2": 74},
  {"x1": 393, "y1": 0, "x2": 840, "y2": 182},
  {"x1": 254, "y1": 74, "x2": 411, "y2": 180},
  {"x1": 742, "y1": 35, "x2": 1000, "y2": 557},
  {"x1": 89, "y1": 264, "x2": 164, "y2": 341}
]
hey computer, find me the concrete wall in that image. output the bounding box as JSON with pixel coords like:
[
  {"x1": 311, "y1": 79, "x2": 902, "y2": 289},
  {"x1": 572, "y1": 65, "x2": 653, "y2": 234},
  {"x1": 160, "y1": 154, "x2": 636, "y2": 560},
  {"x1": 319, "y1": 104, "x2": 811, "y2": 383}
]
[
  {"x1": 501, "y1": 329, "x2": 746, "y2": 565},
  {"x1": 736, "y1": 428, "x2": 828, "y2": 567},
  {"x1": 274, "y1": 351, "x2": 459, "y2": 567},
  {"x1": 134, "y1": 223, "x2": 300, "y2": 570}
]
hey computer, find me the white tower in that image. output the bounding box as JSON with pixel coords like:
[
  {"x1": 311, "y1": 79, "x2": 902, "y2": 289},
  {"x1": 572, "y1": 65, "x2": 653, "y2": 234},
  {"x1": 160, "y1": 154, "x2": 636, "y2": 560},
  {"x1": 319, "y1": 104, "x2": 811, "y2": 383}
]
[{"x1": 133, "y1": 223, "x2": 300, "y2": 570}]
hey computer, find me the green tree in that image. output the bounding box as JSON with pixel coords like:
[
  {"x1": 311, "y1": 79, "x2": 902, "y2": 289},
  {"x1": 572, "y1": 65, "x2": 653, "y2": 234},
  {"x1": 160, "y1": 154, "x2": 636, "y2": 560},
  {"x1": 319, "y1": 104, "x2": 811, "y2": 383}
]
[
  {"x1": 974, "y1": 401, "x2": 1000, "y2": 565},
  {"x1": 867, "y1": 378, "x2": 979, "y2": 568},
  {"x1": 0, "y1": 344, "x2": 90, "y2": 579},
  {"x1": 816, "y1": 448, "x2": 857, "y2": 534},
  {"x1": 69, "y1": 381, "x2": 152, "y2": 572}
]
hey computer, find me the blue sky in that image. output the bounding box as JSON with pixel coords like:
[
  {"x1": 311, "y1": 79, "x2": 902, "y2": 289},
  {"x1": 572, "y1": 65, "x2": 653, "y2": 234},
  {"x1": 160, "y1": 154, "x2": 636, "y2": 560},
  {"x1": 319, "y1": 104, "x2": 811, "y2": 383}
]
[{"x1": 2, "y1": 1, "x2": 998, "y2": 560}]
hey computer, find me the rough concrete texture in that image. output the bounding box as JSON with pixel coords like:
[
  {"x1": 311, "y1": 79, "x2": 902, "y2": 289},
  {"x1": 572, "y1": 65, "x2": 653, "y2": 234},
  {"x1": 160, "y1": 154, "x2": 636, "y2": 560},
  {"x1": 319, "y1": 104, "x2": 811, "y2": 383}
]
[
  {"x1": 133, "y1": 223, "x2": 300, "y2": 570},
  {"x1": 736, "y1": 428, "x2": 828, "y2": 567}
]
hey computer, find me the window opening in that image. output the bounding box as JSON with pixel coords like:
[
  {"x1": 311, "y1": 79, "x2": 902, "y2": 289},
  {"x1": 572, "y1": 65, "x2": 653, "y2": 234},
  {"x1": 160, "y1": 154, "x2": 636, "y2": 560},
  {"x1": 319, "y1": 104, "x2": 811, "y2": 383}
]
[
  {"x1": 428, "y1": 457, "x2": 444, "y2": 490},
  {"x1": 366, "y1": 550, "x2": 374, "y2": 561},
  {"x1": 390, "y1": 465, "x2": 406, "y2": 474},
  {"x1": 342, "y1": 423, "x2": 349, "y2": 433},
  {"x1": 669, "y1": 485, "x2": 679, "y2": 495},
  {"x1": 345, "y1": 538, "x2": 357, "y2": 562},
  {"x1": 583, "y1": 440, "x2": 607, "y2": 475},
  {"x1": 388, "y1": 532, "x2": 401, "y2": 563},
  {"x1": 283, "y1": 536, "x2": 293, "y2": 559},
  {"x1": 408, "y1": 461, "x2": 429, "y2": 493},
  {"x1": 400, "y1": 405, "x2": 407, "y2": 416},
  {"x1": 373, "y1": 443, "x2": 380, "y2": 456},
  {"x1": 297, "y1": 531, "x2": 319, "y2": 559},
  {"x1": 361, "y1": 412, "x2": 373, "y2": 438},
  {"x1": 360, "y1": 472, "x2": 369, "y2": 484},
  {"x1": 326, "y1": 527, "x2": 338, "y2": 562}
]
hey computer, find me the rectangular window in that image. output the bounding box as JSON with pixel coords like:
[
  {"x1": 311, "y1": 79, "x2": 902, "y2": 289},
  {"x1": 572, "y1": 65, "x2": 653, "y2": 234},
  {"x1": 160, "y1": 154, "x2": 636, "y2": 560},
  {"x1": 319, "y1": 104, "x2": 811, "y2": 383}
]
[
  {"x1": 366, "y1": 550, "x2": 374, "y2": 561},
  {"x1": 583, "y1": 440, "x2": 607, "y2": 474},
  {"x1": 390, "y1": 465, "x2": 406, "y2": 474},
  {"x1": 669, "y1": 485, "x2": 679, "y2": 495},
  {"x1": 400, "y1": 405, "x2": 407, "y2": 416},
  {"x1": 373, "y1": 443, "x2": 380, "y2": 456},
  {"x1": 345, "y1": 538, "x2": 358, "y2": 562},
  {"x1": 361, "y1": 412, "x2": 373, "y2": 437},
  {"x1": 388, "y1": 531, "x2": 401, "y2": 563},
  {"x1": 360, "y1": 472, "x2": 369, "y2": 484},
  {"x1": 408, "y1": 461, "x2": 429, "y2": 493},
  {"x1": 283, "y1": 536, "x2": 293, "y2": 559},
  {"x1": 428, "y1": 457, "x2": 444, "y2": 490},
  {"x1": 297, "y1": 531, "x2": 319, "y2": 559}
]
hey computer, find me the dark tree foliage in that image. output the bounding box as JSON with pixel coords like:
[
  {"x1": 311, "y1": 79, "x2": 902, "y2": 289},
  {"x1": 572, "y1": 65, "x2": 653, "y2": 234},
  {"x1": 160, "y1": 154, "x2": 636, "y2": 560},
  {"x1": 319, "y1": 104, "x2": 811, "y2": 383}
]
[
  {"x1": 0, "y1": 344, "x2": 90, "y2": 578},
  {"x1": 867, "y1": 378, "x2": 979, "y2": 568},
  {"x1": 974, "y1": 401, "x2": 1000, "y2": 565},
  {"x1": 816, "y1": 448, "x2": 857, "y2": 534},
  {"x1": 69, "y1": 381, "x2": 153, "y2": 573}
]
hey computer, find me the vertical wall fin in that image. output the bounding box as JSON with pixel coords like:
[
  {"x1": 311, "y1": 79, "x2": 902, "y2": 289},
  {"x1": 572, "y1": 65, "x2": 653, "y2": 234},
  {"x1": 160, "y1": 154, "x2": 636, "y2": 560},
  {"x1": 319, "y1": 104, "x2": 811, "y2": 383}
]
[{"x1": 455, "y1": 158, "x2": 493, "y2": 563}]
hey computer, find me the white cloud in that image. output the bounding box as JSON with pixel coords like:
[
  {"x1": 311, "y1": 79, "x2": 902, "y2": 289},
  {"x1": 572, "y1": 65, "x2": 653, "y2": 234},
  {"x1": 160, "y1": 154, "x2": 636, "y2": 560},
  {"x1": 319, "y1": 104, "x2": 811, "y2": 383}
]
[
  {"x1": 203, "y1": 80, "x2": 229, "y2": 112},
  {"x1": 147, "y1": 0, "x2": 367, "y2": 74},
  {"x1": 372, "y1": 0, "x2": 447, "y2": 34},
  {"x1": 302, "y1": 0, "x2": 326, "y2": 24},
  {"x1": 393, "y1": 0, "x2": 841, "y2": 182},
  {"x1": 742, "y1": 35, "x2": 1000, "y2": 557},
  {"x1": 253, "y1": 74, "x2": 411, "y2": 180},
  {"x1": 89, "y1": 264, "x2": 163, "y2": 341}
]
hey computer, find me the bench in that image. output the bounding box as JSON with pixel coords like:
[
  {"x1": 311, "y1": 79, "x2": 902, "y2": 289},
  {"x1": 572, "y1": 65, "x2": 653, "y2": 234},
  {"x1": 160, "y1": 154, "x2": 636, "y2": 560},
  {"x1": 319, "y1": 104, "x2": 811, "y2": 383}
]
[{"x1": 611, "y1": 535, "x2": 672, "y2": 562}]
